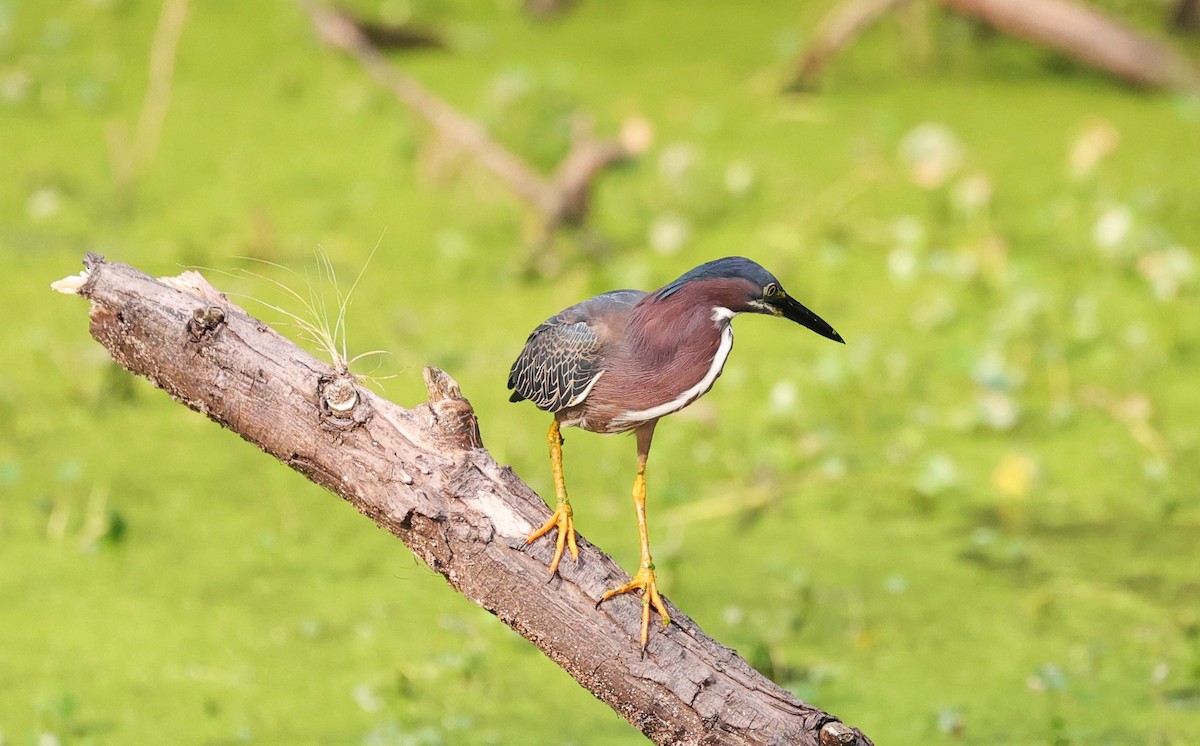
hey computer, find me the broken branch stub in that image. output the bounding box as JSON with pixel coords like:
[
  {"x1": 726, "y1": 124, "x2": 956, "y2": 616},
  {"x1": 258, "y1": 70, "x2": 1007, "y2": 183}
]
[{"x1": 55, "y1": 254, "x2": 873, "y2": 746}]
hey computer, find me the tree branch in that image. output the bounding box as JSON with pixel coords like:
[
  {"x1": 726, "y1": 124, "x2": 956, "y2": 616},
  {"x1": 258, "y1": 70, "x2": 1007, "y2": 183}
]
[
  {"x1": 792, "y1": 0, "x2": 1199, "y2": 91},
  {"x1": 107, "y1": 0, "x2": 189, "y2": 191},
  {"x1": 294, "y1": 0, "x2": 641, "y2": 238},
  {"x1": 791, "y1": 0, "x2": 913, "y2": 91},
  {"x1": 1172, "y1": 0, "x2": 1200, "y2": 31},
  {"x1": 53, "y1": 255, "x2": 873, "y2": 746}
]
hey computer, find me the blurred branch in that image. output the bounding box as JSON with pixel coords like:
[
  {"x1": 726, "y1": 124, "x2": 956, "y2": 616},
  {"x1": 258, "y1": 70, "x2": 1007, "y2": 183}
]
[
  {"x1": 792, "y1": 0, "x2": 913, "y2": 91},
  {"x1": 1171, "y1": 0, "x2": 1200, "y2": 32},
  {"x1": 339, "y1": 11, "x2": 445, "y2": 50},
  {"x1": 792, "y1": 0, "x2": 1199, "y2": 91},
  {"x1": 524, "y1": 0, "x2": 580, "y2": 20},
  {"x1": 944, "y1": 0, "x2": 1199, "y2": 89},
  {"x1": 107, "y1": 0, "x2": 189, "y2": 190},
  {"x1": 294, "y1": 0, "x2": 643, "y2": 247},
  {"x1": 54, "y1": 255, "x2": 873, "y2": 746},
  {"x1": 1078, "y1": 387, "x2": 1173, "y2": 464}
]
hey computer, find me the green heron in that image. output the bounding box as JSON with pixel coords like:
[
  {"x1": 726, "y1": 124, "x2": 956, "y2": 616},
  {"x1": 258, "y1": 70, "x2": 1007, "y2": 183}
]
[{"x1": 508, "y1": 256, "x2": 843, "y2": 648}]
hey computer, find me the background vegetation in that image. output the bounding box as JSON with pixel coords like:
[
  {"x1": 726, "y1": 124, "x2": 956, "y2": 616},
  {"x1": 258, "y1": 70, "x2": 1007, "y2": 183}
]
[{"x1": 2, "y1": 0, "x2": 1198, "y2": 743}]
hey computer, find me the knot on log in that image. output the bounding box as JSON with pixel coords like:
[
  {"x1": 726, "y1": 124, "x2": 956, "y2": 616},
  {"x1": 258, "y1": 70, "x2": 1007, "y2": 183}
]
[
  {"x1": 423, "y1": 366, "x2": 483, "y2": 450},
  {"x1": 187, "y1": 305, "x2": 226, "y2": 341},
  {"x1": 318, "y1": 373, "x2": 370, "y2": 429}
]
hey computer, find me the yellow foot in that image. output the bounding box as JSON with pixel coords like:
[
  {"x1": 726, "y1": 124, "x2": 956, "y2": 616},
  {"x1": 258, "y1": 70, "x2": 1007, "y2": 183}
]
[
  {"x1": 597, "y1": 563, "x2": 670, "y2": 650},
  {"x1": 525, "y1": 502, "x2": 579, "y2": 578}
]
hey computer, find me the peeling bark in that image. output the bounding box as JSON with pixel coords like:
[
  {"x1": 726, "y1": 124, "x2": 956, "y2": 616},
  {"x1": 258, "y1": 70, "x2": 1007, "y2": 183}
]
[{"x1": 55, "y1": 255, "x2": 873, "y2": 746}]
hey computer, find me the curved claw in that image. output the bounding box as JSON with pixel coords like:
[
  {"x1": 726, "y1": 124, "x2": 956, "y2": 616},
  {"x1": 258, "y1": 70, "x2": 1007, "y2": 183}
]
[
  {"x1": 598, "y1": 564, "x2": 670, "y2": 650},
  {"x1": 526, "y1": 502, "x2": 579, "y2": 578}
]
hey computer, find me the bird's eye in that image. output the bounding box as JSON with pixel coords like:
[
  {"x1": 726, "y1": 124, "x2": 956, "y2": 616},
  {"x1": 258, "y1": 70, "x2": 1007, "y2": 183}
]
[{"x1": 764, "y1": 283, "x2": 780, "y2": 298}]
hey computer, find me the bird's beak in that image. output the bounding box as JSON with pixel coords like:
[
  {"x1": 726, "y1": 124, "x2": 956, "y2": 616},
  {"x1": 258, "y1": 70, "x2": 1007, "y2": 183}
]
[{"x1": 770, "y1": 294, "x2": 845, "y2": 344}]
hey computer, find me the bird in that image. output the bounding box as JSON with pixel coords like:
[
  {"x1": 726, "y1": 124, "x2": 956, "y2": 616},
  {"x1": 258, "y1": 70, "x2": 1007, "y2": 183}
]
[{"x1": 507, "y1": 256, "x2": 844, "y2": 649}]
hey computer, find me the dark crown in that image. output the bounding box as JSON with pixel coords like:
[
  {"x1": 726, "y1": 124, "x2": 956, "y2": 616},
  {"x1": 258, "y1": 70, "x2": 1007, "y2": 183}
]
[{"x1": 654, "y1": 257, "x2": 779, "y2": 301}]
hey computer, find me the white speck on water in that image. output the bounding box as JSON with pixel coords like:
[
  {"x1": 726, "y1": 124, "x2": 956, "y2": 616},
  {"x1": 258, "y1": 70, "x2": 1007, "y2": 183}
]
[
  {"x1": 768, "y1": 380, "x2": 798, "y2": 415},
  {"x1": 724, "y1": 161, "x2": 755, "y2": 195},
  {"x1": 27, "y1": 187, "x2": 61, "y2": 222},
  {"x1": 649, "y1": 213, "x2": 691, "y2": 255},
  {"x1": 1093, "y1": 205, "x2": 1133, "y2": 253}
]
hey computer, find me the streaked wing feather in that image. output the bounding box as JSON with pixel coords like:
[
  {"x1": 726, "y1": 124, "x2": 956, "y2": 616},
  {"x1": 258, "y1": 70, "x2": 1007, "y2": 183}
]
[{"x1": 507, "y1": 320, "x2": 603, "y2": 413}]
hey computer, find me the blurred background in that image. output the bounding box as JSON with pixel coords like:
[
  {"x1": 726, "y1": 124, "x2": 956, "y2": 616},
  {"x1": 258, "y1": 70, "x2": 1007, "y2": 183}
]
[{"x1": 3, "y1": 0, "x2": 1199, "y2": 743}]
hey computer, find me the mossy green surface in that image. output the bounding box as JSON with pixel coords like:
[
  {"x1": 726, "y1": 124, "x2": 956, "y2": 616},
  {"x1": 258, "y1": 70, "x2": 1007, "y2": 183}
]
[{"x1": 3, "y1": 1, "x2": 1199, "y2": 743}]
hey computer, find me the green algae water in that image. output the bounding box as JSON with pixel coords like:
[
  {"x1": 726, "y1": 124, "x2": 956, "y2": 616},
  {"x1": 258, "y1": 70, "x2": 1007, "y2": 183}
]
[{"x1": 2, "y1": 1, "x2": 1198, "y2": 743}]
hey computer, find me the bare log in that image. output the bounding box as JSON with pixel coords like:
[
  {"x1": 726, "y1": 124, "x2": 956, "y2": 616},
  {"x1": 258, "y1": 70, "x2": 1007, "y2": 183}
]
[
  {"x1": 294, "y1": 0, "x2": 638, "y2": 237},
  {"x1": 792, "y1": 0, "x2": 1199, "y2": 91},
  {"x1": 53, "y1": 254, "x2": 873, "y2": 746}
]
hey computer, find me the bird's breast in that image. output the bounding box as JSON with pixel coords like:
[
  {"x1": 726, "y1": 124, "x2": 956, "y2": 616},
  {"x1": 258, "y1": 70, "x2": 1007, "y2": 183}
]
[{"x1": 599, "y1": 323, "x2": 734, "y2": 431}]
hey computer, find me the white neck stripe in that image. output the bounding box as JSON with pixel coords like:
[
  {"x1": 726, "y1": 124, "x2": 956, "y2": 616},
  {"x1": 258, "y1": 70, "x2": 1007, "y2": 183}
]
[{"x1": 612, "y1": 324, "x2": 734, "y2": 426}]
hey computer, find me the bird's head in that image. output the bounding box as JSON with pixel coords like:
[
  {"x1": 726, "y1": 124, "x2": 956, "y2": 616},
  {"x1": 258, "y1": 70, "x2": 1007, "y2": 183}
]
[{"x1": 654, "y1": 256, "x2": 845, "y2": 343}]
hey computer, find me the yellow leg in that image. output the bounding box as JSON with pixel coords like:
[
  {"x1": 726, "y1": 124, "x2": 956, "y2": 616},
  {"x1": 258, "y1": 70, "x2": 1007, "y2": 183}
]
[
  {"x1": 525, "y1": 420, "x2": 579, "y2": 577},
  {"x1": 598, "y1": 452, "x2": 670, "y2": 650}
]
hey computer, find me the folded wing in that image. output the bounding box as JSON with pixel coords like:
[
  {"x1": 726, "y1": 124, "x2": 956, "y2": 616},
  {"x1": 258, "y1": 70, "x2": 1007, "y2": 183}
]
[{"x1": 507, "y1": 289, "x2": 645, "y2": 413}]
